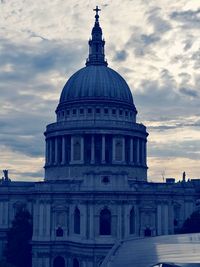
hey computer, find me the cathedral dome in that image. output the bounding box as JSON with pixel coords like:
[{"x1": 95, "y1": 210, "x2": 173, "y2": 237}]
[{"x1": 59, "y1": 65, "x2": 134, "y2": 105}]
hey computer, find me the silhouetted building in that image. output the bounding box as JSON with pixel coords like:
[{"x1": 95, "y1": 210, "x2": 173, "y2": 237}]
[{"x1": 0, "y1": 7, "x2": 199, "y2": 267}]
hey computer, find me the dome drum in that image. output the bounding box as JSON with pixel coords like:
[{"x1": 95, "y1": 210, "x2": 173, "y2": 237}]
[
  {"x1": 44, "y1": 129, "x2": 148, "y2": 181},
  {"x1": 56, "y1": 103, "x2": 137, "y2": 124}
]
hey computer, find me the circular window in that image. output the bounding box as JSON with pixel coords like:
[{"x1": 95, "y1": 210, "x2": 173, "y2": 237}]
[{"x1": 102, "y1": 176, "x2": 110, "y2": 184}]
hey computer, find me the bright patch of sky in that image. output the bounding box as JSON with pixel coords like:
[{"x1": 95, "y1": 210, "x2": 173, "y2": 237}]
[{"x1": 0, "y1": 0, "x2": 200, "y2": 181}]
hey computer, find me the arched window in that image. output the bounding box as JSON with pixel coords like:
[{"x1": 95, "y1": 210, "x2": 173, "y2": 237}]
[
  {"x1": 130, "y1": 207, "x2": 135, "y2": 234},
  {"x1": 100, "y1": 208, "x2": 111, "y2": 235},
  {"x1": 74, "y1": 139, "x2": 81, "y2": 161},
  {"x1": 115, "y1": 139, "x2": 123, "y2": 161},
  {"x1": 56, "y1": 227, "x2": 64, "y2": 237},
  {"x1": 74, "y1": 207, "x2": 80, "y2": 234},
  {"x1": 73, "y1": 258, "x2": 79, "y2": 267},
  {"x1": 53, "y1": 256, "x2": 65, "y2": 267}
]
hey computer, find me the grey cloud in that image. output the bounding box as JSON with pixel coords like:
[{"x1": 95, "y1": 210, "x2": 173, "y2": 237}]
[
  {"x1": 0, "y1": 38, "x2": 85, "y2": 158},
  {"x1": 149, "y1": 140, "x2": 200, "y2": 160},
  {"x1": 113, "y1": 50, "x2": 128, "y2": 62},
  {"x1": 170, "y1": 8, "x2": 200, "y2": 28},
  {"x1": 147, "y1": 7, "x2": 172, "y2": 34},
  {"x1": 191, "y1": 49, "x2": 200, "y2": 69},
  {"x1": 10, "y1": 169, "x2": 44, "y2": 181},
  {"x1": 141, "y1": 34, "x2": 160, "y2": 45},
  {"x1": 148, "y1": 125, "x2": 177, "y2": 131},
  {"x1": 178, "y1": 72, "x2": 191, "y2": 84},
  {"x1": 134, "y1": 69, "x2": 199, "y2": 122},
  {"x1": 179, "y1": 87, "x2": 199, "y2": 98},
  {"x1": 0, "y1": 133, "x2": 44, "y2": 157},
  {"x1": 126, "y1": 32, "x2": 160, "y2": 57},
  {"x1": 183, "y1": 38, "x2": 194, "y2": 51},
  {"x1": 148, "y1": 121, "x2": 200, "y2": 132},
  {"x1": 126, "y1": 7, "x2": 171, "y2": 58},
  {"x1": 0, "y1": 38, "x2": 85, "y2": 77}
]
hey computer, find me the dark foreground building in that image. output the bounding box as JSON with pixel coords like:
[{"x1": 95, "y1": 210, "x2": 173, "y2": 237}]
[{"x1": 0, "y1": 7, "x2": 199, "y2": 267}]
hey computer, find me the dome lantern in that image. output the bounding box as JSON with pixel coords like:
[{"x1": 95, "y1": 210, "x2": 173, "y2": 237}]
[{"x1": 86, "y1": 6, "x2": 107, "y2": 67}]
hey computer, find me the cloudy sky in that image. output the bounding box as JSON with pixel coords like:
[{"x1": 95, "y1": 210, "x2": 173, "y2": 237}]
[{"x1": 0, "y1": 0, "x2": 200, "y2": 182}]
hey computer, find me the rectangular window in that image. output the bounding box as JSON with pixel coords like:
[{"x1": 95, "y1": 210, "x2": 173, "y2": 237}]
[
  {"x1": 73, "y1": 109, "x2": 77, "y2": 115},
  {"x1": 80, "y1": 109, "x2": 84, "y2": 114},
  {"x1": 119, "y1": 110, "x2": 123, "y2": 116},
  {"x1": 112, "y1": 109, "x2": 116, "y2": 115},
  {"x1": 104, "y1": 108, "x2": 108, "y2": 114},
  {"x1": 96, "y1": 108, "x2": 100, "y2": 113},
  {"x1": 88, "y1": 108, "x2": 92, "y2": 114}
]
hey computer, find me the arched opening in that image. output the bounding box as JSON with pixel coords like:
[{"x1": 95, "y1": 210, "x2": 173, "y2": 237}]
[
  {"x1": 144, "y1": 227, "x2": 151, "y2": 237},
  {"x1": 73, "y1": 258, "x2": 80, "y2": 267},
  {"x1": 129, "y1": 207, "x2": 135, "y2": 234},
  {"x1": 53, "y1": 256, "x2": 65, "y2": 267},
  {"x1": 56, "y1": 227, "x2": 64, "y2": 237},
  {"x1": 74, "y1": 207, "x2": 80, "y2": 234},
  {"x1": 100, "y1": 208, "x2": 111, "y2": 235}
]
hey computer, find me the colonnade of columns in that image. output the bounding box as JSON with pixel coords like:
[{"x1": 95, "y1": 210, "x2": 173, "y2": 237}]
[{"x1": 45, "y1": 134, "x2": 147, "y2": 167}]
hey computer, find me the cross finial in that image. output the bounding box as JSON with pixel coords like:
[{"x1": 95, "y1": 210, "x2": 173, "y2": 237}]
[
  {"x1": 93, "y1": 6, "x2": 101, "y2": 22},
  {"x1": 93, "y1": 6, "x2": 101, "y2": 16}
]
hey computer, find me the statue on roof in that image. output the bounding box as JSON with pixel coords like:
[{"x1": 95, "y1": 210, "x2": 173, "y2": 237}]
[
  {"x1": 1, "y1": 170, "x2": 11, "y2": 184},
  {"x1": 3, "y1": 170, "x2": 9, "y2": 180},
  {"x1": 183, "y1": 171, "x2": 186, "y2": 182}
]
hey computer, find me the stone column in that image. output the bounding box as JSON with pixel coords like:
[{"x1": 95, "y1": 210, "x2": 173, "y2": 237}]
[
  {"x1": 44, "y1": 258, "x2": 50, "y2": 267},
  {"x1": 70, "y1": 136, "x2": 74, "y2": 163},
  {"x1": 54, "y1": 137, "x2": 58, "y2": 165},
  {"x1": 4, "y1": 201, "x2": 8, "y2": 226},
  {"x1": 157, "y1": 204, "x2": 162, "y2": 235},
  {"x1": 45, "y1": 139, "x2": 49, "y2": 165},
  {"x1": 137, "y1": 138, "x2": 140, "y2": 164},
  {"x1": 101, "y1": 134, "x2": 106, "y2": 163},
  {"x1": 122, "y1": 137, "x2": 125, "y2": 162},
  {"x1": 45, "y1": 203, "x2": 51, "y2": 238},
  {"x1": 130, "y1": 138, "x2": 133, "y2": 163},
  {"x1": 168, "y1": 203, "x2": 174, "y2": 234},
  {"x1": 112, "y1": 136, "x2": 115, "y2": 162},
  {"x1": 144, "y1": 140, "x2": 147, "y2": 165},
  {"x1": 81, "y1": 136, "x2": 84, "y2": 163},
  {"x1": 61, "y1": 136, "x2": 66, "y2": 165},
  {"x1": 89, "y1": 205, "x2": 94, "y2": 238},
  {"x1": 49, "y1": 139, "x2": 52, "y2": 165},
  {"x1": 39, "y1": 203, "x2": 44, "y2": 238},
  {"x1": 163, "y1": 204, "x2": 169, "y2": 235},
  {"x1": 141, "y1": 140, "x2": 144, "y2": 165},
  {"x1": 0, "y1": 202, "x2": 3, "y2": 226},
  {"x1": 117, "y1": 205, "x2": 122, "y2": 239},
  {"x1": 91, "y1": 135, "x2": 95, "y2": 164}
]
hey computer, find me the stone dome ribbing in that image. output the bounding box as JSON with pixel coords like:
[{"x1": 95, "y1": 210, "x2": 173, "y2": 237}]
[{"x1": 59, "y1": 65, "x2": 134, "y2": 106}]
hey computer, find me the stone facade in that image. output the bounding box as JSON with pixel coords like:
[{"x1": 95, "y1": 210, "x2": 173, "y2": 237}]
[{"x1": 0, "y1": 7, "x2": 199, "y2": 267}]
